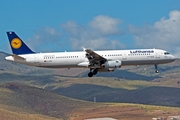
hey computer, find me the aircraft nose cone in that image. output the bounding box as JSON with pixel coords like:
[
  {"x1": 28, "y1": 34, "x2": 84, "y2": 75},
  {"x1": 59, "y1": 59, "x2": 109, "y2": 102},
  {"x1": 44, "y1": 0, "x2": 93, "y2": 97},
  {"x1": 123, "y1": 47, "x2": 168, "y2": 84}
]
[{"x1": 171, "y1": 55, "x2": 176, "y2": 61}]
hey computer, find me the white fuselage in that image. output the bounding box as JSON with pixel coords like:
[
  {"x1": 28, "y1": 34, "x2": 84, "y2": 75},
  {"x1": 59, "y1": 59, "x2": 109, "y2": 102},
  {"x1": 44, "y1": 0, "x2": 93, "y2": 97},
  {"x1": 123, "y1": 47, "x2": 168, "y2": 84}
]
[{"x1": 5, "y1": 49, "x2": 175, "y2": 69}]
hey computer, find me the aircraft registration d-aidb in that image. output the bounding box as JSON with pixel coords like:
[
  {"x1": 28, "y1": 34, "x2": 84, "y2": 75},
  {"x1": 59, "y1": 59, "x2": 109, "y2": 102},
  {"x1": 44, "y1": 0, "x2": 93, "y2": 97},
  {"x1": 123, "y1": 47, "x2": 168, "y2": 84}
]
[{"x1": 5, "y1": 31, "x2": 175, "y2": 77}]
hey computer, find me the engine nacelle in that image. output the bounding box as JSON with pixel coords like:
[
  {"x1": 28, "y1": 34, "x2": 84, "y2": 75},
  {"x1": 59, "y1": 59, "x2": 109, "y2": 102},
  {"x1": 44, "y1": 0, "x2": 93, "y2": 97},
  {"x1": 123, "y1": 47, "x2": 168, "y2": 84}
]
[
  {"x1": 77, "y1": 62, "x2": 89, "y2": 67},
  {"x1": 102, "y1": 60, "x2": 122, "y2": 68}
]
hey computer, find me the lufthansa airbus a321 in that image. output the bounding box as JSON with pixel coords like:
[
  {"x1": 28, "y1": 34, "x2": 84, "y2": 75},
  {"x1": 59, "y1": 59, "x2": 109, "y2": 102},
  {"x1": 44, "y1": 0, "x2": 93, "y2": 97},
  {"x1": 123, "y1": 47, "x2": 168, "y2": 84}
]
[{"x1": 5, "y1": 31, "x2": 175, "y2": 77}]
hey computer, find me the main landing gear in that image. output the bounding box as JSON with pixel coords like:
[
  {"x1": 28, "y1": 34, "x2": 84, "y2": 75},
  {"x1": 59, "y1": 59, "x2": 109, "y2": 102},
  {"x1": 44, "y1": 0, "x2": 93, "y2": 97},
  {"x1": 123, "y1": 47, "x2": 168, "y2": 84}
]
[
  {"x1": 155, "y1": 64, "x2": 159, "y2": 73},
  {"x1": 88, "y1": 69, "x2": 98, "y2": 77}
]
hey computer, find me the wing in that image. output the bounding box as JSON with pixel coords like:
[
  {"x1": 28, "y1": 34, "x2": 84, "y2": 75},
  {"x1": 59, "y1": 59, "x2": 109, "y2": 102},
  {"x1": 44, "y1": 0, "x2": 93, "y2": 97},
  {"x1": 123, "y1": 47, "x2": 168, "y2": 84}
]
[{"x1": 85, "y1": 49, "x2": 106, "y2": 65}]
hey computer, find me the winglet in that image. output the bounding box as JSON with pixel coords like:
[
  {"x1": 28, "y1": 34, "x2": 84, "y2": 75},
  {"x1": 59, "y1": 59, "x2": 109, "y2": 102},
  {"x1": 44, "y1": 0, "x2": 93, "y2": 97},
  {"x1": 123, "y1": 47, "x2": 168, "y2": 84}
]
[
  {"x1": 82, "y1": 47, "x2": 86, "y2": 51},
  {"x1": 7, "y1": 31, "x2": 34, "y2": 55}
]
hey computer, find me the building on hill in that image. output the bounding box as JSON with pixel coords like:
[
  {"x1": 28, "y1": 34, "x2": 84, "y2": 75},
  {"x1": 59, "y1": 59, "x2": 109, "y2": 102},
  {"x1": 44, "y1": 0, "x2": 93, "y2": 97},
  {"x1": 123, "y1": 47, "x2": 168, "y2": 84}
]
[
  {"x1": 152, "y1": 115, "x2": 180, "y2": 120},
  {"x1": 168, "y1": 115, "x2": 180, "y2": 120}
]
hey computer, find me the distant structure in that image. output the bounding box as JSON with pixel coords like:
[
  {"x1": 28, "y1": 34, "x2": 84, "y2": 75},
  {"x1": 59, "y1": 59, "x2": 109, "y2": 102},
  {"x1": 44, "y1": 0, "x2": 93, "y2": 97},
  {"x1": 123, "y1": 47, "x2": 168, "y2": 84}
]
[
  {"x1": 168, "y1": 115, "x2": 180, "y2": 120},
  {"x1": 152, "y1": 115, "x2": 180, "y2": 120},
  {"x1": 177, "y1": 81, "x2": 180, "y2": 87},
  {"x1": 152, "y1": 117, "x2": 166, "y2": 120},
  {"x1": 43, "y1": 83, "x2": 48, "y2": 89},
  {"x1": 94, "y1": 97, "x2": 96, "y2": 103}
]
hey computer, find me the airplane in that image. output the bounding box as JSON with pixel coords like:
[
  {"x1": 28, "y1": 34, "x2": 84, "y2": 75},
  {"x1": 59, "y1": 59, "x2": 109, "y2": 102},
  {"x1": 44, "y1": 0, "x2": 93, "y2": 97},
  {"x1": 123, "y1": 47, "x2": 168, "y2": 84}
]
[{"x1": 5, "y1": 31, "x2": 175, "y2": 77}]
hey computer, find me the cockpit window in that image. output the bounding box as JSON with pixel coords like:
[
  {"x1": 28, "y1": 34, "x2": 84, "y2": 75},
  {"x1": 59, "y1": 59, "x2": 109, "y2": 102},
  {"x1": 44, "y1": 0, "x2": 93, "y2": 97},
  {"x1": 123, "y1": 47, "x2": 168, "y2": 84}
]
[{"x1": 164, "y1": 52, "x2": 170, "y2": 55}]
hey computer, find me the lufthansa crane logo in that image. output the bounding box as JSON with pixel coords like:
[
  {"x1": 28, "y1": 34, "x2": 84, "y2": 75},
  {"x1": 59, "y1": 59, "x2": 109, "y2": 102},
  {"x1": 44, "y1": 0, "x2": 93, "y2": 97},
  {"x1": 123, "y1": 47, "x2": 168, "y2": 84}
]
[{"x1": 11, "y1": 38, "x2": 22, "y2": 49}]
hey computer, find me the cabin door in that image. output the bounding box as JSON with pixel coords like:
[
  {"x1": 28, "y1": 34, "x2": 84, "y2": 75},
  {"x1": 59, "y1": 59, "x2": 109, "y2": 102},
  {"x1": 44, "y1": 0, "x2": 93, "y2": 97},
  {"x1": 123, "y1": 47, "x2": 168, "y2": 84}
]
[
  {"x1": 34, "y1": 55, "x2": 39, "y2": 64},
  {"x1": 122, "y1": 54, "x2": 127, "y2": 60}
]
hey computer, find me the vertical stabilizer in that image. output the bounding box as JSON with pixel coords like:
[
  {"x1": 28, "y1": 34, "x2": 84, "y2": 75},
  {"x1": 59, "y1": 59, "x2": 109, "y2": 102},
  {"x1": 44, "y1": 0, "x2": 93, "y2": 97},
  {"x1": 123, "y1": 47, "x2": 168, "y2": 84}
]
[{"x1": 7, "y1": 31, "x2": 34, "y2": 55}]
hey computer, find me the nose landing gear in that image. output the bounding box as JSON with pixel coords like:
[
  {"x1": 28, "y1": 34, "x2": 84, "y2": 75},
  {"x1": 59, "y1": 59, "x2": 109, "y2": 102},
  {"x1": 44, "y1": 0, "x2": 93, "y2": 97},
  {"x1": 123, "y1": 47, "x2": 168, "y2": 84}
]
[{"x1": 155, "y1": 64, "x2": 159, "y2": 73}]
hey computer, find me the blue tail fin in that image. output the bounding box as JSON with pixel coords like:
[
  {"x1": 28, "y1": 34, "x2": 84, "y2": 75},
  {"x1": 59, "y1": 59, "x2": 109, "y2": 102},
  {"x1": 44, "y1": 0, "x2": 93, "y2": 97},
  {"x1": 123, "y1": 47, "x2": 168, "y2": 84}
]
[{"x1": 7, "y1": 31, "x2": 34, "y2": 55}]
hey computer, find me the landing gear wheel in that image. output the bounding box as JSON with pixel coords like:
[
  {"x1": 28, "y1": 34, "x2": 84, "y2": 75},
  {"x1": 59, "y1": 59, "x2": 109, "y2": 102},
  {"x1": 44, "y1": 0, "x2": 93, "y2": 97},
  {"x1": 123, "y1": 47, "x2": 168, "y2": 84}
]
[
  {"x1": 155, "y1": 70, "x2": 159, "y2": 73},
  {"x1": 88, "y1": 72, "x2": 93, "y2": 77}
]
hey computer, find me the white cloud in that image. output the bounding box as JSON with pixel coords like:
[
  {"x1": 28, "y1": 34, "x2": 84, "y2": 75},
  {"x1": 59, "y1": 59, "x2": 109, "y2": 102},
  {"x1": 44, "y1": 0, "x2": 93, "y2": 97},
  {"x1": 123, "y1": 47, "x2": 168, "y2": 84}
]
[
  {"x1": 27, "y1": 15, "x2": 124, "y2": 52},
  {"x1": 129, "y1": 10, "x2": 180, "y2": 57},
  {"x1": 70, "y1": 37, "x2": 124, "y2": 51},
  {"x1": 89, "y1": 15, "x2": 121, "y2": 35},
  {"x1": 27, "y1": 27, "x2": 62, "y2": 52},
  {"x1": 61, "y1": 17, "x2": 124, "y2": 50}
]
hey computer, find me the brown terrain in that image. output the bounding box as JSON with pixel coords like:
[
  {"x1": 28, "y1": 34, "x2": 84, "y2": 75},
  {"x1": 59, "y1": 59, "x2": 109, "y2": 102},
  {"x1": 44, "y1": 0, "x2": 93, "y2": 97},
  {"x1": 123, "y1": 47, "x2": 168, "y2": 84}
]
[
  {"x1": 0, "y1": 52, "x2": 180, "y2": 120},
  {"x1": 70, "y1": 104, "x2": 180, "y2": 120}
]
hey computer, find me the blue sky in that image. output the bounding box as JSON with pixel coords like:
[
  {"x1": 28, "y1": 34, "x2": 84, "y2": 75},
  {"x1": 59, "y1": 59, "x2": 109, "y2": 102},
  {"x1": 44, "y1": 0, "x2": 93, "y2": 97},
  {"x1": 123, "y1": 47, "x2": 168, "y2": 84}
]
[{"x1": 1, "y1": 0, "x2": 180, "y2": 56}]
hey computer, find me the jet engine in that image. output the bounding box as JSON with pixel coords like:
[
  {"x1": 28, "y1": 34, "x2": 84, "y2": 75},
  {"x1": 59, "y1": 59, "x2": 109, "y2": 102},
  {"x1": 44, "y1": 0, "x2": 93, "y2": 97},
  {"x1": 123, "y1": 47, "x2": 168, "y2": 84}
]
[
  {"x1": 77, "y1": 62, "x2": 89, "y2": 67},
  {"x1": 102, "y1": 60, "x2": 122, "y2": 68}
]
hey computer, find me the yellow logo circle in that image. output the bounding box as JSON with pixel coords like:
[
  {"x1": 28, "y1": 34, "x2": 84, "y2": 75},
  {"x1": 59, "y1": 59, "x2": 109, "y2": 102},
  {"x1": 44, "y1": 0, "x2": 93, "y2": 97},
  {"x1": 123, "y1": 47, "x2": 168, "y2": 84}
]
[{"x1": 11, "y1": 38, "x2": 22, "y2": 49}]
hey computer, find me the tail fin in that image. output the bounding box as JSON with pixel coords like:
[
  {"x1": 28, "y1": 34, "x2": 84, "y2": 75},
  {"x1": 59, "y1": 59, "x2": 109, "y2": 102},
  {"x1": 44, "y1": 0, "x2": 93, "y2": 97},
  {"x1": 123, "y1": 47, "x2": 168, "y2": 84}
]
[{"x1": 6, "y1": 31, "x2": 34, "y2": 55}]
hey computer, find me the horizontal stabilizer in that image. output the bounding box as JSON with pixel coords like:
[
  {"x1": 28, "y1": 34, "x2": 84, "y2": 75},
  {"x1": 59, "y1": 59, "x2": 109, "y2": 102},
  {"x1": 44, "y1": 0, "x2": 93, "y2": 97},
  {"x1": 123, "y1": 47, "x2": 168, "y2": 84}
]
[{"x1": 11, "y1": 54, "x2": 26, "y2": 60}]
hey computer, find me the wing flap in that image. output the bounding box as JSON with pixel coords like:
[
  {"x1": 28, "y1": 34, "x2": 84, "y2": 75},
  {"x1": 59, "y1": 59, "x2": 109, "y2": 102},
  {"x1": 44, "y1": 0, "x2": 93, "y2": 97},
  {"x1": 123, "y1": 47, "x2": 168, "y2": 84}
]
[{"x1": 85, "y1": 49, "x2": 106, "y2": 64}]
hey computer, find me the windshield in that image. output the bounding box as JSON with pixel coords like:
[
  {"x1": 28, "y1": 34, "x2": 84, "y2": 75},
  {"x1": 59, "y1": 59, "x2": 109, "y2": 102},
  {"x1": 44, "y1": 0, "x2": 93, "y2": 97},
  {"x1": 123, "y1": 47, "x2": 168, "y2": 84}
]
[{"x1": 164, "y1": 52, "x2": 170, "y2": 55}]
